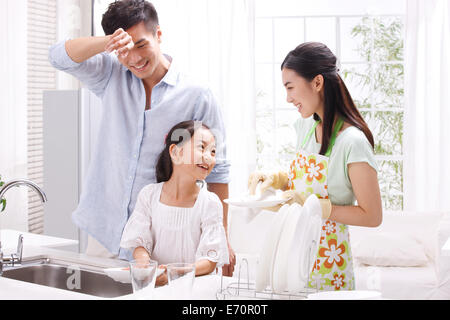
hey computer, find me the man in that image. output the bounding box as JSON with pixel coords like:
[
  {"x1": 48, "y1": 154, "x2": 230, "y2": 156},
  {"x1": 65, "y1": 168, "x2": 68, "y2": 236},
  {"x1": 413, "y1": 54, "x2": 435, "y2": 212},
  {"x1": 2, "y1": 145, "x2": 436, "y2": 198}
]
[{"x1": 48, "y1": 0, "x2": 235, "y2": 276}]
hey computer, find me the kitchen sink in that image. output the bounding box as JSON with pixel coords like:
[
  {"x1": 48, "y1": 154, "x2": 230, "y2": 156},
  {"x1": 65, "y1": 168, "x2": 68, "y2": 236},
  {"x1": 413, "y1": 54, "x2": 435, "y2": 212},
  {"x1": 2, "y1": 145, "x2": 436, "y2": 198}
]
[{"x1": 1, "y1": 257, "x2": 133, "y2": 298}]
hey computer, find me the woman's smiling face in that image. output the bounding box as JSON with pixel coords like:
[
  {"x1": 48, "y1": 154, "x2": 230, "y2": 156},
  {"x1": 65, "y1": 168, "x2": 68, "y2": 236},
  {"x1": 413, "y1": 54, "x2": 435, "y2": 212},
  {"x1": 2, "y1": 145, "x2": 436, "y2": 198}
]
[{"x1": 281, "y1": 67, "x2": 323, "y2": 119}]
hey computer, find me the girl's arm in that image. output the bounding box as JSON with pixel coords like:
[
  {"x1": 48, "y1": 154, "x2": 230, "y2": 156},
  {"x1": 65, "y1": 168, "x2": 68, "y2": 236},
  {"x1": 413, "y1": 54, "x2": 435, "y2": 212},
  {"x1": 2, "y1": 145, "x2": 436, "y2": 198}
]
[
  {"x1": 133, "y1": 247, "x2": 168, "y2": 286},
  {"x1": 195, "y1": 259, "x2": 217, "y2": 276},
  {"x1": 329, "y1": 162, "x2": 382, "y2": 227}
]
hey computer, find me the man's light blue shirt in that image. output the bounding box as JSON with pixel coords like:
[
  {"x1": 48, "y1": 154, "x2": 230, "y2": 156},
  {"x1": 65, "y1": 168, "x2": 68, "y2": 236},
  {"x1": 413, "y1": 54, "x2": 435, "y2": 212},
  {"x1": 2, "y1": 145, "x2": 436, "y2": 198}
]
[{"x1": 48, "y1": 41, "x2": 230, "y2": 258}]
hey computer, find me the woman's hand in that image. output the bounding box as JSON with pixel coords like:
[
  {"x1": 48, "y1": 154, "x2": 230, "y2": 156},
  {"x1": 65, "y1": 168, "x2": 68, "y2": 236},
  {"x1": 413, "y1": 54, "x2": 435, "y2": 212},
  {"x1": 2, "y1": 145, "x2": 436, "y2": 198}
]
[
  {"x1": 262, "y1": 190, "x2": 332, "y2": 219},
  {"x1": 248, "y1": 171, "x2": 289, "y2": 195},
  {"x1": 261, "y1": 189, "x2": 306, "y2": 211}
]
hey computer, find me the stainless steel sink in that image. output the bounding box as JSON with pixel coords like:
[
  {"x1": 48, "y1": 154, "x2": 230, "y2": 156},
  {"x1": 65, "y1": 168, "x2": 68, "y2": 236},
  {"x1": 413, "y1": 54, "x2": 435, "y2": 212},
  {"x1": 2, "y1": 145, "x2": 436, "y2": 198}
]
[{"x1": 1, "y1": 257, "x2": 133, "y2": 298}]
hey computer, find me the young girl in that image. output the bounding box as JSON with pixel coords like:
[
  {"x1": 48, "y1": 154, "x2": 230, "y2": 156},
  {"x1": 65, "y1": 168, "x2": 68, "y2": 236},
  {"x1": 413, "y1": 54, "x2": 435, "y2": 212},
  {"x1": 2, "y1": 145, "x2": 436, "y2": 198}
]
[{"x1": 120, "y1": 120, "x2": 229, "y2": 286}]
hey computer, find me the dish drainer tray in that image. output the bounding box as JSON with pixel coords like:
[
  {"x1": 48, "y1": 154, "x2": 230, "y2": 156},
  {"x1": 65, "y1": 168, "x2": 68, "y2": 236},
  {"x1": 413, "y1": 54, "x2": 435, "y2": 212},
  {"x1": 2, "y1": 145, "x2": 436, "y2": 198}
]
[{"x1": 216, "y1": 241, "x2": 319, "y2": 300}]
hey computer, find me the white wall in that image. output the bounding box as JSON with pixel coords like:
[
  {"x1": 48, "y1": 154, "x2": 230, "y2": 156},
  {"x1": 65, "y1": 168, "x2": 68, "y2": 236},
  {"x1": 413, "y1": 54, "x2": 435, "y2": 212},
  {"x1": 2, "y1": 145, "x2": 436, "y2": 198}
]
[{"x1": 56, "y1": 0, "x2": 92, "y2": 90}]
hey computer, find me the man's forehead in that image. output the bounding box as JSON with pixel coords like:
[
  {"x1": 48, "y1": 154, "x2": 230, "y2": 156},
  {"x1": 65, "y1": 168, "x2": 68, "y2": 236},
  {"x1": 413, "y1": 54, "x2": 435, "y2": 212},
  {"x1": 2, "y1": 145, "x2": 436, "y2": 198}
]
[{"x1": 125, "y1": 21, "x2": 158, "y2": 40}]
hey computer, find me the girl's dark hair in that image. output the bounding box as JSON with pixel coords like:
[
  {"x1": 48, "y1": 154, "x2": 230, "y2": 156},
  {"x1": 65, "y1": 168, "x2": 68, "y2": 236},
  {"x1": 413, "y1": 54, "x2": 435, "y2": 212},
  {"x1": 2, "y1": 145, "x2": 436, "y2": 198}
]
[
  {"x1": 156, "y1": 120, "x2": 211, "y2": 183},
  {"x1": 101, "y1": 0, "x2": 159, "y2": 35},
  {"x1": 281, "y1": 42, "x2": 375, "y2": 155}
]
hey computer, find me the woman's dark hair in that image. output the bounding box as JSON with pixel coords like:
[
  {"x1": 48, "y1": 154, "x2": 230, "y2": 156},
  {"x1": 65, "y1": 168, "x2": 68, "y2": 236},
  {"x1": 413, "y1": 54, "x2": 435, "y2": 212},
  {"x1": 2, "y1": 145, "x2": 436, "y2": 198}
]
[
  {"x1": 101, "y1": 0, "x2": 159, "y2": 35},
  {"x1": 156, "y1": 120, "x2": 211, "y2": 183},
  {"x1": 281, "y1": 42, "x2": 375, "y2": 155}
]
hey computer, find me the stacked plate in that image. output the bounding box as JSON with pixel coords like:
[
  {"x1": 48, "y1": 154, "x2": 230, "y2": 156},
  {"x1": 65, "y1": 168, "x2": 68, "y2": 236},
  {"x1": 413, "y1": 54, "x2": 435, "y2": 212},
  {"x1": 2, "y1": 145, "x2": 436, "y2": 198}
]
[
  {"x1": 255, "y1": 195, "x2": 323, "y2": 294},
  {"x1": 224, "y1": 187, "x2": 291, "y2": 209}
]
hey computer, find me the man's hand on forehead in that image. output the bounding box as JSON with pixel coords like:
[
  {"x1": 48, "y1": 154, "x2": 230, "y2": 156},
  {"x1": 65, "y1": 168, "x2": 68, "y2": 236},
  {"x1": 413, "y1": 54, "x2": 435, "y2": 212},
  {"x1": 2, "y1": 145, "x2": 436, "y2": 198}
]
[{"x1": 105, "y1": 28, "x2": 134, "y2": 58}]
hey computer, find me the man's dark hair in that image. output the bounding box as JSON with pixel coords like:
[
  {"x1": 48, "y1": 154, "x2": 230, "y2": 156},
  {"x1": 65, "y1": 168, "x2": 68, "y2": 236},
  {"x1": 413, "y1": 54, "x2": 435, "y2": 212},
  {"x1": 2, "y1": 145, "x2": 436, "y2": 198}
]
[{"x1": 101, "y1": 0, "x2": 159, "y2": 35}]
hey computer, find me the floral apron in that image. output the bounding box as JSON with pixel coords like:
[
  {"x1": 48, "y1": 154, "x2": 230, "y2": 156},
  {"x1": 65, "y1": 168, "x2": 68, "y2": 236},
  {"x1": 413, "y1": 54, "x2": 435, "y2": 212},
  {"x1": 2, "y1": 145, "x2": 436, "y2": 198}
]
[{"x1": 287, "y1": 118, "x2": 355, "y2": 291}]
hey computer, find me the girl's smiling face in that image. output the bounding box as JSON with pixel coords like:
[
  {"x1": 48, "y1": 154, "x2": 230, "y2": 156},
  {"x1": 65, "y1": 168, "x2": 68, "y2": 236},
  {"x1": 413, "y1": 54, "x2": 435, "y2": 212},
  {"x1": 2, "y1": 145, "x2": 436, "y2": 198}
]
[{"x1": 170, "y1": 127, "x2": 216, "y2": 180}]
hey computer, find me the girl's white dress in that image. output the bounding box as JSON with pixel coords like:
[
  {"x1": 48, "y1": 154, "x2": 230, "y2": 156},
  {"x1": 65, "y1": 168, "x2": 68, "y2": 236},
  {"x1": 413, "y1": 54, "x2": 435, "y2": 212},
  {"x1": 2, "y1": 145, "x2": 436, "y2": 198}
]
[{"x1": 120, "y1": 182, "x2": 229, "y2": 266}]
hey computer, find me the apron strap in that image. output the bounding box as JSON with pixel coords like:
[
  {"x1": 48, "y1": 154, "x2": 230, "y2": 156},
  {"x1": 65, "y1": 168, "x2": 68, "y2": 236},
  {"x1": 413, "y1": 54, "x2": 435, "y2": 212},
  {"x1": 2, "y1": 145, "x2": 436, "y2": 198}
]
[
  {"x1": 301, "y1": 118, "x2": 344, "y2": 156},
  {"x1": 301, "y1": 120, "x2": 319, "y2": 148},
  {"x1": 325, "y1": 118, "x2": 344, "y2": 156}
]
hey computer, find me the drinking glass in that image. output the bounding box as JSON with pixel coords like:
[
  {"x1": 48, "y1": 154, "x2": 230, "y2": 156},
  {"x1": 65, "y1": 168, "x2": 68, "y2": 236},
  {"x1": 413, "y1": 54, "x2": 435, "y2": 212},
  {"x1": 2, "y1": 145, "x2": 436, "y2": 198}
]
[
  {"x1": 166, "y1": 263, "x2": 196, "y2": 299},
  {"x1": 129, "y1": 258, "x2": 158, "y2": 297}
]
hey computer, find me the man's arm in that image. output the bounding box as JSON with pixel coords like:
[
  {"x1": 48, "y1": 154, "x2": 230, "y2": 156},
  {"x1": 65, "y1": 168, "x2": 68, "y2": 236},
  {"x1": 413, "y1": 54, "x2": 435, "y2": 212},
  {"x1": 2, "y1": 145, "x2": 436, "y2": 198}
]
[
  {"x1": 48, "y1": 29, "x2": 134, "y2": 98},
  {"x1": 207, "y1": 183, "x2": 235, "y2": 276},
  {"x1": 65, "y1": 36, "x2": 111, "y2": 63},
  {"x1": 207, "y1": 183, "x2": 229, "y2": 234},
  {"x1": 65, "y1": 28, "x2": 133, "y2": 63}
]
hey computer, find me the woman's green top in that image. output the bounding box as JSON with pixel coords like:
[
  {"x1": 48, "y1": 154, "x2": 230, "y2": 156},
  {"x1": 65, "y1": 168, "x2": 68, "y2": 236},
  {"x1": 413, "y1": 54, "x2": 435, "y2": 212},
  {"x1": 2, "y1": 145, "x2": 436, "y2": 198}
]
[{"x1": 293, "y1": 116, "x2": 378, "y2": 206}]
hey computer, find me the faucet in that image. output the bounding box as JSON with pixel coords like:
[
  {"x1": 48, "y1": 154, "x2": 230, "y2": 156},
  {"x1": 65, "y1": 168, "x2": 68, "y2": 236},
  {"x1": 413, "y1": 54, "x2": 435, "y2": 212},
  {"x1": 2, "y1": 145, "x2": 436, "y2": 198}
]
[{"x1": 0, "y1": 179, "x2": 47, "y2": 275}]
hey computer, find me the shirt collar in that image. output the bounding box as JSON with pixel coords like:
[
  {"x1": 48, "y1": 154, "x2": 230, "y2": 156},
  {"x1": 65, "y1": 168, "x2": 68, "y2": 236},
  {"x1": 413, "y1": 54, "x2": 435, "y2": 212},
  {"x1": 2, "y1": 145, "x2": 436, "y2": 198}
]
[
  {"x1": 124, "y1": 53, "x2": 179, "y2": 87},
  {"x1": 159, "y1": 54, "x2": 178, "y2": 87}
]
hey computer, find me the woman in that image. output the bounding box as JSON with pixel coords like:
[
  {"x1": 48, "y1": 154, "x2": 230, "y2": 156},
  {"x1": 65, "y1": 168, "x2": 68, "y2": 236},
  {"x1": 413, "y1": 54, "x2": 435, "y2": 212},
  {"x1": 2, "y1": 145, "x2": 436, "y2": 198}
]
[{"x1": 249, "y1": 42, "x2": 382, "y2": 291}]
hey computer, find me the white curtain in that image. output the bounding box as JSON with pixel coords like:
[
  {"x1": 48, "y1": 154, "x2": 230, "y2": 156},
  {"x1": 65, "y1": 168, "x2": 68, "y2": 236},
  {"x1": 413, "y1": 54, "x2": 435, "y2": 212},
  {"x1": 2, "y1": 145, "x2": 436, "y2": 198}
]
[
  {"x1": 153, "y1": 0, "x2": 257, "y2": 197},
  {"x1": 404, "y1": 0, "x2": 450, "y2": 212},
  {"x1": 0, "y1": 0, "x2": 29, "y2": 231}
]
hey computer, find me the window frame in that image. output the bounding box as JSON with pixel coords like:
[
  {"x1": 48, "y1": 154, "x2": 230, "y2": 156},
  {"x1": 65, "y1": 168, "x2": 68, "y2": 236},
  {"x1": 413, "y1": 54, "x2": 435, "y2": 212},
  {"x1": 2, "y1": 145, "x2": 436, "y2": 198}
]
[{"x1": 254, "y1": 13, "x2": 406, "y2": 210}]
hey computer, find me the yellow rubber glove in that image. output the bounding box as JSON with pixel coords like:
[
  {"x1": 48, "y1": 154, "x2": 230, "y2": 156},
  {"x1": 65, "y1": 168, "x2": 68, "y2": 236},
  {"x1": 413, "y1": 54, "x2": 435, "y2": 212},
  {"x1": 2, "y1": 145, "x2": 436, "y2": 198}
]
[
  {"x1": 248, "y1": 171, "x2": 289, "y2": 195},
  {"x1": 261, "y1": 189, "x2": 302, "y2": 212},
  {"x1": 263, "y1": 190, "x2": 333, "y2": 219},
  {"x1": 320, "y1": 198, "x2": 332, "y2": 220}
]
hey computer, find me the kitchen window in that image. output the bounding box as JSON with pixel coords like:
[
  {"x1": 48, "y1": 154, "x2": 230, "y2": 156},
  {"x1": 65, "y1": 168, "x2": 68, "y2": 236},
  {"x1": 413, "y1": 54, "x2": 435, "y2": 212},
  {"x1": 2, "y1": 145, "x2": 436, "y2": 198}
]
[
  {"x1": 27, "y1": 0, "x2": 58, "y2": 233},
  {"x1": 254, "y1": 1, "x2": 406, "y2": 211},
  {"x1": 90, "y1": 0, "x2": 406, "y2": 211}
]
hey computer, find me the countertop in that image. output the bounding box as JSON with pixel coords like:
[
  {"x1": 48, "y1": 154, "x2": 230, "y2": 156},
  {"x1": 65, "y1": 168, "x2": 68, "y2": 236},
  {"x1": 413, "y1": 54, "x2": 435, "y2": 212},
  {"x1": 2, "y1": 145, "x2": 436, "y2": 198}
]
[
  {"x1": 1, "y1": 229, "x2": 78, "y2": 250},
  {"x1": 0, "y1": 229, "x2": 239, "y2": 300}
]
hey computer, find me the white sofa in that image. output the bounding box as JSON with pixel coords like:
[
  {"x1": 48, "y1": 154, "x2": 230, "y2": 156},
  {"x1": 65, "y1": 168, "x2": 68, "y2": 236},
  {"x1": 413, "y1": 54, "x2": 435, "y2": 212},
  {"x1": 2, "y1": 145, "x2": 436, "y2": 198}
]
[
  {"x1": 350, "y1": 211, "x2": 450, "y2": 299},
  {"x1": 228, "y1": 208, "x2": 450, "y2": 299}
]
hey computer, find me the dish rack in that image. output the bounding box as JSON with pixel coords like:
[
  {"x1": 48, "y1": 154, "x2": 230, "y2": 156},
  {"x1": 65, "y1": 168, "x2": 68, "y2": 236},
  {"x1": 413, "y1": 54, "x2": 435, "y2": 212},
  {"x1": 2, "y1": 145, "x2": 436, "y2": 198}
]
[{"x1": 216, "y1": 240, "x2": 319, "y2": 300}]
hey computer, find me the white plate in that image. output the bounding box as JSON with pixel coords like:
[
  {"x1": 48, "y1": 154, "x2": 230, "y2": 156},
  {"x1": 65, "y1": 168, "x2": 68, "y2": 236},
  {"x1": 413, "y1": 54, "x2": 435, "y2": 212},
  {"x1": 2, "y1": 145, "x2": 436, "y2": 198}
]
[
  {"x1": 105, "y1": 266, "x2": 165, "y2": 283},
  {"x1": 307, "y1": 290, "x2": 382, "y2": 300},
  {"x1": 298, "y1": 195, "x2": 323, "y2": 287},
  {"x1": 285, "y1": 204, "x2": 309, "y2": 293},
  {"x1": 224, "y1": 197, "x2": 290, "y2": 208},
  {"x1": 271, "y1": 203, "x2": 303, "y2": 293},
  {"x1": 224, "y1": 187, "x2": 292, "y2": 208},
  {"x1": 255, "y1": 204, "x2": 291, "y2": 292},
  {"x1": 286, "y1": 194, "x2": 323, "y2": 293}
]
